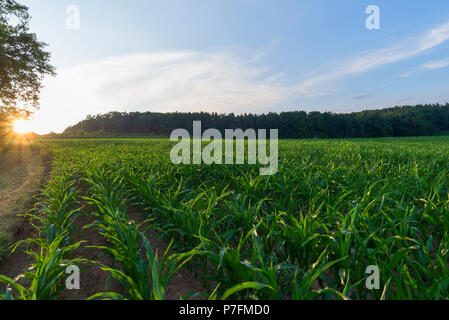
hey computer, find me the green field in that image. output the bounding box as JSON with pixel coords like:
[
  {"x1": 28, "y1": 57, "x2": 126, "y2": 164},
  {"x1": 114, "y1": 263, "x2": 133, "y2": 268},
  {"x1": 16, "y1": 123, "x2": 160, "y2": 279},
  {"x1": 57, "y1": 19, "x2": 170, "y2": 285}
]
[{"x1": 1, "y1": 136, "x2": 449, "y2": 300}]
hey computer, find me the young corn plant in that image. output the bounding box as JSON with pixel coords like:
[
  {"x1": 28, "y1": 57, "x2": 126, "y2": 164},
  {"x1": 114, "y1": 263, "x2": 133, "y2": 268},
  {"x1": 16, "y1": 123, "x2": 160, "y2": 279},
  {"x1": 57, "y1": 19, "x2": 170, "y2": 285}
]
[
  {"x1": 0, "y1": 234, "x2": 86, "y2": 300},
  {"x1": 26, "y1": 172, "x2": 80, "y2": 244}
]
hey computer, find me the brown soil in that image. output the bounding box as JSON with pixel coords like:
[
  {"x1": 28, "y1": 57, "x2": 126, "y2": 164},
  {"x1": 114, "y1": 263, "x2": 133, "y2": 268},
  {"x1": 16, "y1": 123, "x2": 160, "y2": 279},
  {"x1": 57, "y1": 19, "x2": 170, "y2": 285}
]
[
  {"x1": 0, "y1": 151, "x2": 53, "y2": 278},
  {"x1": 59, "y1": 206, "x2": 124, "y2": 300},
  {"x1": 0, "y1": 148, "x2": 53, "y2": 290},
  {"x1": 60, "y1": 203, "x2": 207, "y2": 300},
  {"x1": 0, "y1": 221, "x2": 36, "y2": 281}
]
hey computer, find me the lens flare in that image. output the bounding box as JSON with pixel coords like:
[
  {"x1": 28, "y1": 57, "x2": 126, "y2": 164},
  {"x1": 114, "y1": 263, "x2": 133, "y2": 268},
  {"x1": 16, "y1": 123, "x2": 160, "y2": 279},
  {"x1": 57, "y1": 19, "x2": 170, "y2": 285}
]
[{"x1": 13, "y1": 119, "x2": 33, "y2": 134}]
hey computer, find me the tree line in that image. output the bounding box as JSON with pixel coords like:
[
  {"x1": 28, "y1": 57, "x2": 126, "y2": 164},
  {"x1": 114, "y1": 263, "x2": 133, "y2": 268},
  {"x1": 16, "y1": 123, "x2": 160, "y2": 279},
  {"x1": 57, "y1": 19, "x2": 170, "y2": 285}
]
[{"x1": 62, "y1": 103, "x2": 449, "y2": 139}]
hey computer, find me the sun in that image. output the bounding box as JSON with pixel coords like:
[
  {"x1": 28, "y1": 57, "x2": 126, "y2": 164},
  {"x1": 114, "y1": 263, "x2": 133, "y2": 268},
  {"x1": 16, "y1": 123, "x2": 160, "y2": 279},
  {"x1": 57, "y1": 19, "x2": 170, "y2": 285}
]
[{"x1": 13, "y1": 119, "x2": 33, "y2": 134}]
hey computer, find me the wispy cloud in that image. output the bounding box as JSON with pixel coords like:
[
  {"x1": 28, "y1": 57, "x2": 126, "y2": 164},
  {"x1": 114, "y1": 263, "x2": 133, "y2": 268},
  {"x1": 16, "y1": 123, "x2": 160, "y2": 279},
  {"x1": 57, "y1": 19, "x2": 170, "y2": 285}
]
[
  {"x1": 400, "y1": 72, "x2": 413, "y2": 78},
  {"x1": 249, "y1": 38, "x2": 281, "y2": 62},
  {"x1": 423, "y1": 58, "x2": 449, "y2": 70},
  {"x1": 353, "y1": 94, "x2": 374, "y2": 100},
  {"x1": 400, "y1": 57, "x2": 449, "y2": 78},
  {"x1": 32, "y1": 51, "x2": 289, "y2": 133},
  {"x1": 394, "y1": 97, "x2": 416, "y2": 105},
  {"x1": 293, "y1": 19, "x2": 449, "y2": 96}
]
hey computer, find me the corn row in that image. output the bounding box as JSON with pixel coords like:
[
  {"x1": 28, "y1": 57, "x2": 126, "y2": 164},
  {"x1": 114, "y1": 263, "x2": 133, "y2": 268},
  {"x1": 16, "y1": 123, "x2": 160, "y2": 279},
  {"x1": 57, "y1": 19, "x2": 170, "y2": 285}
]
[
  {"x1": 83, "y1": 166, "x2": 197, "y2": 300},
  {"x1": 0, "y1": 164, "x2": 84, "y2": 300}
]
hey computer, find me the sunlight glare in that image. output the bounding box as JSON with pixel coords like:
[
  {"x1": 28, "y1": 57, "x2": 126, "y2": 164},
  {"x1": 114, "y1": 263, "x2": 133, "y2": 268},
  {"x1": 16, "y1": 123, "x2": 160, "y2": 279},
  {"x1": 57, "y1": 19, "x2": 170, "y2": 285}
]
[{"x1": 13, "y1": 119, "x2": 33, "y2": 134}]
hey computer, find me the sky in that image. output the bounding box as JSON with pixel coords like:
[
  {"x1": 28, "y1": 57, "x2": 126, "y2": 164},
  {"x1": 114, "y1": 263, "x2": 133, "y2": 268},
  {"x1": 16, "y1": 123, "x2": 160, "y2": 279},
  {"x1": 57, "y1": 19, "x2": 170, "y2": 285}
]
[{"x1": 17, "y1": 0, "x2": 449, "y2": 133}]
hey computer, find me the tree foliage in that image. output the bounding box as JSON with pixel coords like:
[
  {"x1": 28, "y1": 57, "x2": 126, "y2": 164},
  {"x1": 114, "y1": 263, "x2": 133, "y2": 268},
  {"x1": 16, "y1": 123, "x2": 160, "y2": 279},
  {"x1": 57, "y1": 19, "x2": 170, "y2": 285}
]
[
  {"x1": 64, "y1": 103, "x2": 449, "y2": 139},
  {"x1": 0, "y1": 0, "x2": 55, "y2": 118}
]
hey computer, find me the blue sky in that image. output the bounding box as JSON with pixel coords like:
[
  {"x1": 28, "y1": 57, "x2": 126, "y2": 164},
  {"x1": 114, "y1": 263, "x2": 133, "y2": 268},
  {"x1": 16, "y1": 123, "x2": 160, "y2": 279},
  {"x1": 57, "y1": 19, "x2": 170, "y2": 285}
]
[{"x1": 19, "y1": 0, "x2": 449, "y2": 133}]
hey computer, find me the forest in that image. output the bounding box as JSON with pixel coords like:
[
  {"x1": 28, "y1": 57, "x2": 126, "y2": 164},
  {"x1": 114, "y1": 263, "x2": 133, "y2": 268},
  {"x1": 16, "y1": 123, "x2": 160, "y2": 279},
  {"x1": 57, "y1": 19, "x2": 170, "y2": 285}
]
[{"x1": 63, "y1": 103, "x2": 449, "y2": 139}]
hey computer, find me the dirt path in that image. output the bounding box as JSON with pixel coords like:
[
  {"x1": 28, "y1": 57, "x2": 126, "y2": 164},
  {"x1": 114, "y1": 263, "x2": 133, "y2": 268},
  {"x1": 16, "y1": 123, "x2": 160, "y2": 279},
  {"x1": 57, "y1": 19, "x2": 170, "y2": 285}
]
[{"x1": 0, "y1": 149, "x2": 53, "y2": 283}]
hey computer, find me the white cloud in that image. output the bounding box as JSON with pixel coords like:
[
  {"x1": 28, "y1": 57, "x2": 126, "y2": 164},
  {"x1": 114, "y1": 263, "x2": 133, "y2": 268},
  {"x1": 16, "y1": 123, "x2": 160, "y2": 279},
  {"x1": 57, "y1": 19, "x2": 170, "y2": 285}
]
[
  {"x1": 398, "y1": 57, "x2": 449, "y2": 79},
  {"x1": 400, "y1": 72, "x2": 413, "y2": 78},
  {"x1": 31, "y1": 51, "x2": 289, "y2": 133},
  {"x1": 423, "y1": 58, "x2": 449, "y2": 70}
]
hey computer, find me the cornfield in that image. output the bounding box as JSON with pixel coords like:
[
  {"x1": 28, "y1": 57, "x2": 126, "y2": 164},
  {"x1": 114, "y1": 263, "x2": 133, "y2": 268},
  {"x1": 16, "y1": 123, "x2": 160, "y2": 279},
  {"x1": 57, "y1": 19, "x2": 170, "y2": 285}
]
[{"x1": 1, "y1": 136, "x2": 449, "y2": 300}]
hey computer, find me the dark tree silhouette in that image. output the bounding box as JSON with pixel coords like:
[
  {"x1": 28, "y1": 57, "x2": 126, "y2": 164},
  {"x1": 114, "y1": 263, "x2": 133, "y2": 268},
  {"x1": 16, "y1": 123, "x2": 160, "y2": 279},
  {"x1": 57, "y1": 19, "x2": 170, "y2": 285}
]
[
  {"x1": 0, "y1": 0, "x2": 55, "y2": 123},
  {"x1": 64, "y1": 103, "x2": 449, "y2": 139}
]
